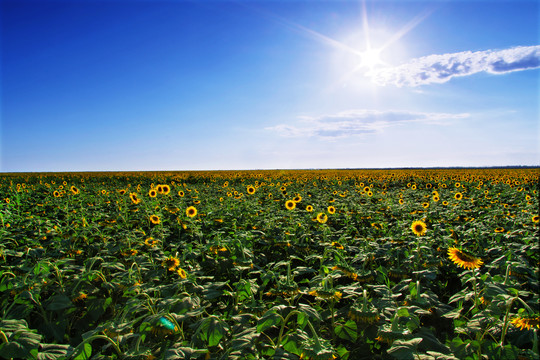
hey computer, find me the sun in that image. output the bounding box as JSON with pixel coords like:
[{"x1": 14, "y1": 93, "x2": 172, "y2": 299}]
[{"x1": 358, "y1": 47, "x2": 384, "y2": 70}]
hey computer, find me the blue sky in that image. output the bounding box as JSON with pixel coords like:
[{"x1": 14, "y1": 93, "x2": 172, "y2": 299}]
[{"x1": 1, "y1": 0, "x2": 538, "y2": 172}]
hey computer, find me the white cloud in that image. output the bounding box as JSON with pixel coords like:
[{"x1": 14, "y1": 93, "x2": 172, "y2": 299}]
[
  {"x1": 368, "y1": 45, "x2": 540, "y2": 87},
  {"x1": 266, "y1": 109, "x2": 469, "y2": 139}
]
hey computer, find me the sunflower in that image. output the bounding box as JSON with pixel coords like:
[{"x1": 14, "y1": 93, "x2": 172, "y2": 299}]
[
  {"x1": 494, "y1": 227, "x2": 505, "y2": 233},
  {"x1": 398, "y1": 198, "x2": 404, "y2": 205},
  {"x1": 422, "y1": 202, "x2": 429, "y2": 209},
  {"x1": 156, "y1": 185, "x2": 164, "y2": 194},
  {"x1": 186, "y1": 206, "x2": 197, "y2": 218},
  {"x1": 161, "y1": 185, "x2": 171, "y2": 195},
  {"x1": 150, "y1": 215, "x2": 161, "y2": 224},
  {"x1": 72, "y1": 292, "x2": 88, "y2": 304},
  {"x1": 118, "y1": 189, "x2": 127, "y2": 195},
  {"x1": 148, "y1": 189, "x2": 157, "y2": 198},
  {"x1": 306, "y1": 205, "x2": 314, "y2": 212},
  {"x1": 454, "y1": 192, "x2": 463, "y2": 200},
  {"x1": 177, "y1": 190, "x2": 184, "y2": 197},
  {"x1": 246, "y1": 185, "x2": 256, "y2": 195},
  {"x1": 316, "y1": 213, "x2": 328, "y2": 224},
  {"x1": 70, "y1": 186, "x2": 80, "y2": 195},
  {"x1": 433, "y1": 195, "x2": 440, "y2": 202},
  {"x1": 177, "y1": 267, "x2": 187, "y2": 279},
  {"x1": 331, "y1": 242, "x2": 344, "y2": 250},
  {"x1": 447, "y1": 247, "x2": 483, "y2": 269},
  {"x1": 510, "y1": 316, "x2": 540, "y2": 331},
  {"x1": 308, "y1": 289, "x2": 342, "y2": 302},
  {"x1": 53, "y1": 190, "x2": 61, "y2": 198},
  {"x1": 129, "y1": 193, "x2": 141, "y2": 204},
  {"x1": 327, "y1": 206, "x2": 336, "y2": 214},
  {"x1": 162, "y1": 256, "x2": 180, "y2": 271},
  {"x1": 411, "y1": 220, "x2": 427, "y2": 236},
  {"x1": 144, "y1": 238, "x2": 157, "y2": 247},
  {"x1": 293, "y1": 195, "x2": 302, "y2": 203},
  {"x1": 532, "y1": 215, "x2": 539, "y2": 223},
  {"x1": 285, "y1": 200, "x2": 296, "y2": 210}
]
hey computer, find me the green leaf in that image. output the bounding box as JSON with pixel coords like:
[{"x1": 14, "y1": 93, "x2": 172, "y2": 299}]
[
  {"x1": 335, "y1": 320, "x2": 357, "y2": 342},
  {"x1": 72, "y1": 343, "x2": 92, "y2": 360},
  {"x1": 195, "y1": 317, "x2": 227, "y2": 347},
  {"x1": 257, "y1": 311, "x2": 282, "y2": 333},
  {"x1": 46, "y1": 294, "x2": 73, "y2": 311},
  {"x1": 396, "y1": 307, "x2": 410, "y2": 317},
  {"x1": 37, "y1": 343, "x2": 72, "y2": 360},
  {"x1": 387, "y1": 338, "x2": 423, "y2": 360},
  {"x1": 0, "y1": 320, "x2": 42, "y2": 358},
  {"x1": 297, "y1": 312, "x2": 308, "y2": 329}
]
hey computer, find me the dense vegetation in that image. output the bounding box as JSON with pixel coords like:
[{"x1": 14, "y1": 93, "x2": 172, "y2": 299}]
[{"x1": 0, "y1": 169, "x2": 538, "y2": 359}]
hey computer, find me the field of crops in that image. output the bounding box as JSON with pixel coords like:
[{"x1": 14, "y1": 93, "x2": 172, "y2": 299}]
[{"x1": 0, "y1": 168, "x2": 538, "y2": 360}]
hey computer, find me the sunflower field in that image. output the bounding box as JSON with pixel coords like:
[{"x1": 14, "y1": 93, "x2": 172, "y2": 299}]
[{"x1": 0, "y1": 168, "x2": 538, "y2": 360}]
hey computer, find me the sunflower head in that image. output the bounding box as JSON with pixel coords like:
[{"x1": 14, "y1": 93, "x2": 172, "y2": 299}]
[
  {"x1": 327, "y1": 206, "x2": 336, "y2": 214},
  {"x1": 150, "y1": 215, "x2": 161, "y2": 224},
  {"x1": 316, "y1": 213, "x2": 328, "y2": 224},
  {"x1": 306, "y1": 205, "x2": 314, "y2": 212},
  {"x1": 411, "y1": 220, "x2": 427, "y2": 236},
  {"x1": 177, "y1": 267, "x2": 187, "y2": 279},
  {"x1": 447, "y1": 247, "x2": 483, "y2": 269},
  {"x1": 510, "y1": 316, "x2": 540, "y2": 331},
  {"x1": 285, "y1": 200, "x2": 296, "y2": 210},
  {"x1": 454, "y1": 192, "x2": 463, "y2": 200},
  {"x1": 130, "y1": 193, "x2": 141, "y2": 204},
  {"x1": 246, "y1": 185, "x2": 256, "y2": 195},
  {"x1": 162, "y1": 256, "x2": 180, "y2": 271},
  {"x1": 186, "y1": 206, "x2": 197, "y2": 218},
  {"x1": 148, "y1": 189, "x2": 157, "y2": 198}
]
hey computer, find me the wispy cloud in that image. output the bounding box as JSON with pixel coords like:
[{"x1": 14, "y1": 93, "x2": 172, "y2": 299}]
[
  {"x1": 266, "y1": 109, "x2": 469, "y2": 139},
  {"x1": 368, "y1": 45, "x2": 540, "y2": 87}
]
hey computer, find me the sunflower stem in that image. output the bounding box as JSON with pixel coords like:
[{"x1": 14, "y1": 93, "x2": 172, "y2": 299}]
[
  {"x1": 499, "y1": 297, "x2": 515, "y2": 347},
  {"x1": 276, "y1": 310, "x2": 300, "y2": 349},
  {"x1": 533, "y1": 329, "x2": 538, "y2": 357},
  {"x1": 503, "y1": 263, "x2": 511, "y2": 285},
  {"x1": 0, "y1": 330, "x2": 8, "y2": 344}
]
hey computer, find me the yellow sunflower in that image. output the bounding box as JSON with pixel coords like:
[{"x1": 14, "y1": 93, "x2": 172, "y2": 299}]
[
  {"x1": 285, "y1": 200, "x2": 296, "y2": 210},
  {"x1": 246, "y1": 185, "x2": 256, "y2": 195},
  {"x1": 129, "y1": 193, "x2": 141, "y2": 204},
  {"x1": 447, "y1": 247, "x2": 483, "y2": 269},
  {"x1": 327, "y1": 206, "x2": 336, "y2": 214},
  {"x1": 186, "y1": 206, "x2": 197, "y2": 218},
  {"x1": 494, "y1": 227, "x2": 505, "y2": 233},
  {"x1": 454, "y1": 192, "x2": 463, "y2": 200},
  {"x1": 510, "y1": 316, "x2": 540, "y2": 331},
  {"x1": 177, "y1": 267, "x2": 187, "y2": 279},
  {"x1": 161, "y1": 185, "x2": 171, "y2": 195},
  {"x1": 162, "y1": 256, "x2": 180, "y2": 271},
  {"x1": 306, "y1": 205, "x2": 314, "y2": 212},
  {"x1": 411, "y1": 220, "x2": 427, "y2": 236},
  {"x1": 532, "y1": 215, "x2": 539, "y2": 223},
  {"x1": 70, "y1": 186, "x2": 80, "y2": 195},
  {"x1": 150, "y1": 215, "x2": 161, "y2": 224},
  {"x1": 148, "y1": 189, "x2": 157, "y2": 198},
  {"x1": 316, "y1": 213, "x2": 328, "y2": 224}
]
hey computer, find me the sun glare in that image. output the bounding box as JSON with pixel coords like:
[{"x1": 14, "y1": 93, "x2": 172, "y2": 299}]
[{"x1": 359, "y1": 47, "x2": 384, "y2": 70}]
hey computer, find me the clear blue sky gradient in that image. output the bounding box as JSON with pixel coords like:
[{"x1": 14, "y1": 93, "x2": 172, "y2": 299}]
[{"x1": 1, "y1": 0, "x2": 539, "y2": 171}]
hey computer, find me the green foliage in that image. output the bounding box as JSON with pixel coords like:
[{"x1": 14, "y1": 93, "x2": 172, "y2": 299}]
[{"x1": 0, "y1": 169, "x2": 538, "y2": 359}]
